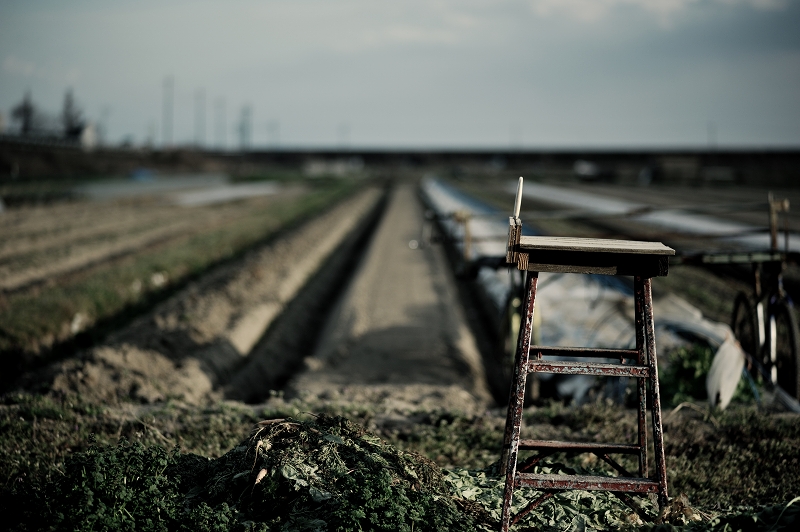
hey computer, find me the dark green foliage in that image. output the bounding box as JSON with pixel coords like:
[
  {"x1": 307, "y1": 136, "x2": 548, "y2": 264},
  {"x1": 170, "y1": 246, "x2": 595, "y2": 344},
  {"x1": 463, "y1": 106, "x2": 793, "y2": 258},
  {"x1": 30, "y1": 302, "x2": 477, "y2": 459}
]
[
  {"x1": 49, "y1": 441, "x2": 182, "y2": 531},
  {"x1": 2, "y1": 414, "x2": 479, "y2": 532},
  {"x1": 4, "y1": 439, "x2": 240, "y2": 531},
  {"x1": 2, "y1": 395, "x2": 799, "y2": 530},
  {"x1": 387, "y1": 412, "x2": 503, "y2": 469},
  {"x1": 666, "y1": 408, "x2": 800, "y2": 508},
  {"x1": 661, "y1": 345, "x2": 716, "y2": 406}
]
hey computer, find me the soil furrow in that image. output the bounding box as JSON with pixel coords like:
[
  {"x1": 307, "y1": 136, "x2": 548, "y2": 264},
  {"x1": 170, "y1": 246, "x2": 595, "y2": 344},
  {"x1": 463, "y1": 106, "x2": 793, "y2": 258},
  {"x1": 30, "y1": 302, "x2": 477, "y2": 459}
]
[
  {"x1": 289, "y1": 184, "x2": 492, "y2": 412},
  {"x1": 22, "y1": 187, "x2": 385, "y2": 404}
]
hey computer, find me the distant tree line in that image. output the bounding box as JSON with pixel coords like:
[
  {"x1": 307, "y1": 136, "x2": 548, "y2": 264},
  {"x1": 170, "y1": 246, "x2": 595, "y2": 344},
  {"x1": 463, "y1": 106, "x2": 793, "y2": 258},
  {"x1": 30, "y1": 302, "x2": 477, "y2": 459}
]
[{"x1": 10, "y1": 89, "x2": 86, "y2": 141}]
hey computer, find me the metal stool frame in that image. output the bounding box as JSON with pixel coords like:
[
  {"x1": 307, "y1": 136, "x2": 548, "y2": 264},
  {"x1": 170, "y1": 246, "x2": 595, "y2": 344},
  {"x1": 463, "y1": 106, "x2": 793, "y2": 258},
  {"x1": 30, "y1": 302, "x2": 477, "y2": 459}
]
[{"x1": 499, "y1": 180, "x2": 672, "y2": 530}]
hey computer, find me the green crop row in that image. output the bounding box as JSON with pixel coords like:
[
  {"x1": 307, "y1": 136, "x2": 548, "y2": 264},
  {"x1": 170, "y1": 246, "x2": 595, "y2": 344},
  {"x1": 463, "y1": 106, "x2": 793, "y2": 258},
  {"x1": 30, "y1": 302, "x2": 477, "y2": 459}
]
[{"x1": 0, "y1": 179, "x2": 358, "y2": 361}]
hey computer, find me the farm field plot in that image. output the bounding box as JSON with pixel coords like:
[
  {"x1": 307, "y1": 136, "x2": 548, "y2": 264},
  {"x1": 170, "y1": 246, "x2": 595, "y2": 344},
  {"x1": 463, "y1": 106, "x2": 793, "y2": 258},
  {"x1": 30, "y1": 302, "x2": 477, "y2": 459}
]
[
  {"x1": 0, "y1": 177, "x2": 362, "y2": 373},
  {"x1": 0, "y1": 185, "x2": 291, "y2": 292},
  {"x1": 1, "y1": 173, "x2": 798, "y2": 531},
  {"x1": 34, "y1": 185, "x2": 385, "y2": 405}
]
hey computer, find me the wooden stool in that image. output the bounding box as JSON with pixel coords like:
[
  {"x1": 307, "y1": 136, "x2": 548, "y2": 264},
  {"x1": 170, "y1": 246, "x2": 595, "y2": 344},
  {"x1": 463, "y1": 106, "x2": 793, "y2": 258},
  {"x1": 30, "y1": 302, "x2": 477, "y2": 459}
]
[{"x1": 500, "y1": 183, "x2": 674, "y2": 530}]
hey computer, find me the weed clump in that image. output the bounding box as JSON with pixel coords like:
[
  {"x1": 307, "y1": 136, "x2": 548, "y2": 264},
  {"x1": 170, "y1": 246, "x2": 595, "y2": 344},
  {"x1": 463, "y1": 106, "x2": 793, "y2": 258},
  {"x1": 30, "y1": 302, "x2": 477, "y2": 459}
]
[
  {"x1": 4, "y1": 438, "x2": 193, "y2": 531},
  {"x1": 190, "y1": 414, "x2": 477, "y2": 531},
  {"x1": 4, "y1": 414, "x2": 479, "y2": 531}
]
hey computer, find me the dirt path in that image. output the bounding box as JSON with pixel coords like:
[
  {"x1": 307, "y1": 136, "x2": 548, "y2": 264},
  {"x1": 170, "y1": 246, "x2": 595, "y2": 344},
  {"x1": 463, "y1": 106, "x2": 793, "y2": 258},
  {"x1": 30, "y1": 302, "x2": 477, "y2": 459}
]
[
  {"x1": 289, "y1": 184, "x2": 491, "y2": 414},
  {"x1": 32, "y1": 188, "x2": 383, "y2": 404}
]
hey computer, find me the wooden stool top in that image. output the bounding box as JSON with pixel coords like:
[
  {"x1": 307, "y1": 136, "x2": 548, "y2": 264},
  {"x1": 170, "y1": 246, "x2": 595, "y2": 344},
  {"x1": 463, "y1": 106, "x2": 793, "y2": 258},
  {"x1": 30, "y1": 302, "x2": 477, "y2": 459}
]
[
  {"x1": 518, "y1": 236, "x2": 674, "y2": 256},
  {"x1": 504, "y1": 177, "x2": 675, "y2": 277},
  {"x1": 509, "y1": 235, "x2": 675, "y2": 277}
]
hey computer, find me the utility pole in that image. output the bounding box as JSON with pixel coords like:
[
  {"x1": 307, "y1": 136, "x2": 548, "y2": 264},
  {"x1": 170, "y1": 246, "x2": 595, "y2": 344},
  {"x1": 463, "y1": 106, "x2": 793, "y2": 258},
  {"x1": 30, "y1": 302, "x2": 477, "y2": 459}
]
[
  {"x1": 146, "y1": 120, "x2": 156, "y2": 148},
  {"x1": 707, "y1": 120, "x2": 717, "y2": 150},
  {"x1": 267, "y1": 119, "x2": 280, "y2": 148},
  {"x1": 337, "y1": 122, "x2": 350, "y2": 150},
  {"x1": 510, "y1": 123, "x2": 523, "y2": 151},
  {"x1": 214, "y1": 98, "x2": 226, "y2": 150},
  {"x1": 194, "y1": 88, "x2": 206, "y2": 148},
  {"x1": 238, "y1": 105, "x2": 252, "y2": 151},
  {"x1": 162, "y1": 76, "x2": 174, "y2": 148},
  {"x1": 99, "y1": 106, "x2": 111, "y2": 146}
]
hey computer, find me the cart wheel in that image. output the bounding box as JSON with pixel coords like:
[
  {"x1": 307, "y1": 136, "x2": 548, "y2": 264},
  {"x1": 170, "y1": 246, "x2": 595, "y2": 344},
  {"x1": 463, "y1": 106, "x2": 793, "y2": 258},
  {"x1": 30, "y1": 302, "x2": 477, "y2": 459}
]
[
  {"x1": 772, "y1": 300, "x2": 800, "y2": 400},
  {"x1": 731, "y1": 292, "x2": 759, "y2": 367}
]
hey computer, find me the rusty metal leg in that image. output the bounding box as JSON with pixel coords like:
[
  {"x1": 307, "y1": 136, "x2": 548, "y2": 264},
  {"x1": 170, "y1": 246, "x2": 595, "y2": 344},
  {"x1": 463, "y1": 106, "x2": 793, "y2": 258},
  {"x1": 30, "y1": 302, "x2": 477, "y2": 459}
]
[
  {"x1": 634, "y1": 276, "x2": 648, "y2": 479},
  {"x1": 519, "y1": 450, "x2": 554, "y2": 473},
  {"x1": 597, "y1": 453, "x2": 634, "y2": 478},
  {"x1": 511, "y1": 491, "x2": 555, "y2": 526},
  {"x1": 500, "y1": 271, "x2": 539, "y2": 532},
  {"x1": 613, "y1": 492, "x2": 654, "y2": 523},
  {"x1": 643, "y1": 278, "x2": 669, "y2": 508}
]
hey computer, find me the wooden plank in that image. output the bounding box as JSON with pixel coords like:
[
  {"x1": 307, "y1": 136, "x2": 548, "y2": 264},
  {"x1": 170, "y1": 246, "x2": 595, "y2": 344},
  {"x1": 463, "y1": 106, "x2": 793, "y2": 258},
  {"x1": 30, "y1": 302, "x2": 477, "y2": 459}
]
[
  {"x1": 519, "y1": 236, "x2": 674, "y2": 256},
  {"x1": 517, "y1": 250, "x2": 670, "y2": 277},
  {"x1": 525, "y1": 262, "x2": 617, "y2": 275},
  {"x1": 506, "y1": 217, "x2": 522, "y2": 264}
]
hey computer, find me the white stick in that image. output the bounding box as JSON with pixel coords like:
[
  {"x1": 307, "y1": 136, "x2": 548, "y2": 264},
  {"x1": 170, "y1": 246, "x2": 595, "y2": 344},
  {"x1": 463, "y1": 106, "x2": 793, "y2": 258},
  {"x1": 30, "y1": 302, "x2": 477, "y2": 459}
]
[{"x1": 513, "y1": 176, "x2": 523, "y2": 218}]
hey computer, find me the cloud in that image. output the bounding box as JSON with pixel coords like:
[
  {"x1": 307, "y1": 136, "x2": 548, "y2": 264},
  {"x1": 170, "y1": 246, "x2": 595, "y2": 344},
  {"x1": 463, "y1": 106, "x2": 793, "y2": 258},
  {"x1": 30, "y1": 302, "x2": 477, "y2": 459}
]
[
  {"x1": 270, "y1": 2, "x2": 483, "y2": 53},
  {"x1": 3, "y1": 55, "x2": 37, "y2": 77},
  {"x1": 3, "y1": 54, "x2": 80, "y2": 85},
  {"x1": 353, "y1": 14, "x2": 479, "y2": 49},
  {"x1": 529, "y1": 0, "x2": 788, "y2": 24}
]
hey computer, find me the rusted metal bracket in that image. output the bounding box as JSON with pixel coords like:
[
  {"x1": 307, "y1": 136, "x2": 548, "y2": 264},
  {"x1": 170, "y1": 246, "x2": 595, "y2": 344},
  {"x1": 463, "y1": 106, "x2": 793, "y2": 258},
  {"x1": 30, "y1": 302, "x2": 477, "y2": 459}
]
[
  {"x1": 506, "y1": 177, "x2": 524, "y2": 265},
  {"x1": 507, "y1": 217, "x2": 522, "y2": 265}
]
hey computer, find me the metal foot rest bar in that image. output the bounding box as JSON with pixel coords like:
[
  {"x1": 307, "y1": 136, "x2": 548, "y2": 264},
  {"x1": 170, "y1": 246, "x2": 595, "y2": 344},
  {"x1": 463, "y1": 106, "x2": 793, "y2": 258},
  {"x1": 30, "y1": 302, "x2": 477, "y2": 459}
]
[
  {"x1": 530, "y1": 346, "x2": 640, "y2": 360},
  {"x1": 518, "y1": 440, "x2": 640, "y2": 454},
  {"x1": 516, "y1": 474, "x2": 660, "y2": 493},
  {"x1": 499, "y1": 179, "x2": 674, "y2": 532},
  {"x1": 528, "y1": 360, "x2": 650, "y2": 378}
]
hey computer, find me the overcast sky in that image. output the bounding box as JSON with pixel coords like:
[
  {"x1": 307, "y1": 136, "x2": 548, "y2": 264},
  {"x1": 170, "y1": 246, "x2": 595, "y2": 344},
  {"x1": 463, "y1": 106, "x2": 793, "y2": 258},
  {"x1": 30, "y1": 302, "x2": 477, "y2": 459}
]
[{"x1": 1, "y1": 0, "x2": 799, "y2": 149}]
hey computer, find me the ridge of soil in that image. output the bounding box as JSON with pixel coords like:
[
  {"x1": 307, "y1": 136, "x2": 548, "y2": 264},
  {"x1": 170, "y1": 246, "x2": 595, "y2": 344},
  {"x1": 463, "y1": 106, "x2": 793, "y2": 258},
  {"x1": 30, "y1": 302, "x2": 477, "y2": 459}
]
[{"x1": 13, "y1": 187, "x2": 385, "y2": 405}]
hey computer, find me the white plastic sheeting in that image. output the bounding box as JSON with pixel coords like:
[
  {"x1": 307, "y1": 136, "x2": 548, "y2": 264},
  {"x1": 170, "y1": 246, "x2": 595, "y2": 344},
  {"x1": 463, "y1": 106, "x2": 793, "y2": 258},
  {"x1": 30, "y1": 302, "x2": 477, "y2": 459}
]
[
  {"x1": 420, "y1": 176, "x2": 747, "y2": 406},
  {"x1": 513, "y1": 181, "x2": 800, "y2": 253}
]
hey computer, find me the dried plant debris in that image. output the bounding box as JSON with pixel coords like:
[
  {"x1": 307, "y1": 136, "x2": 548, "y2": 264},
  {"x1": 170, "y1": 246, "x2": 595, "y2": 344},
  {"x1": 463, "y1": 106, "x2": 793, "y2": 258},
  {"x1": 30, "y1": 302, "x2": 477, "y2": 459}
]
[
  {"x1": 641, "y1": 496, "x2": 800, "y2": 531},
  {"x1": 185, "y1": 414, "x2": 479, "y2": 531}
]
